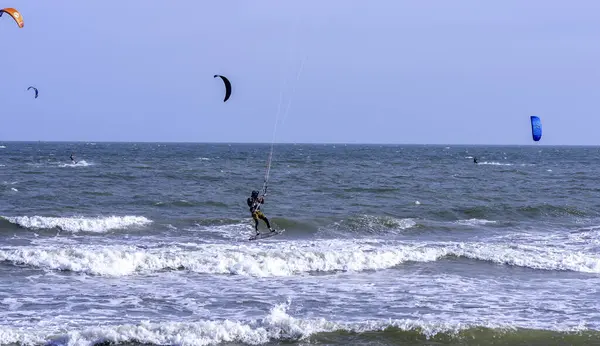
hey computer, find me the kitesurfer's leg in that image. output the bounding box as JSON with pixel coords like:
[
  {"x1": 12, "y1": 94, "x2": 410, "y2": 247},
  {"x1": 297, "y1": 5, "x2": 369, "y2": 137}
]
[
  {"x1": 258, "y1": 213, "x2": 272, "y2": 231},
  {"x1": 252, "y1": 213, "x2": 260, "y2": 234}
]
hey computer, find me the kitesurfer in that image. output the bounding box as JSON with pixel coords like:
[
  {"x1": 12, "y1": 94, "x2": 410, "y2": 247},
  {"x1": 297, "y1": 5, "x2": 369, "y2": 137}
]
[
  {"x1": 247, "y1": 190, "x2": 273, "y2": 235},
  {"x1": 474, "y1": 157, "x2": 478, "y2": 164},
  {"x1": 70, "y1": 153, "x2": 76, "y2": 164}
]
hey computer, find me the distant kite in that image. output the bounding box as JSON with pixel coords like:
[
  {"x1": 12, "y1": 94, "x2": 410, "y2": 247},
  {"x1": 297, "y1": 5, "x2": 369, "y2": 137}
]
[
  {"x1": 0, "y1": 8, "x2": 24, "y2": 28},
  {"x1": 28, "y1": 86, "x2": 38, "y2": 99},
  {"x1": 530, "y1": 116, "x2": 542, "y2": 142},
  {"x1": 214, "y1": 75, "x2": 231, "y2": 102}
]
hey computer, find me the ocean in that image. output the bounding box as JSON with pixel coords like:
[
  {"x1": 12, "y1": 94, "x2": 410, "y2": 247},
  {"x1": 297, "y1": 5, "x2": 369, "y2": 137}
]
[{"x1": 1, "y1": 142, "x2": 599, "y2": 345}]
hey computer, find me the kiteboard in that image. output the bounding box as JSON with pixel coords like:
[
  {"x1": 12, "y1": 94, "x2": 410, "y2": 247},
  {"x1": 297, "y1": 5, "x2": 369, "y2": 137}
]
[{"x1": 249, "y1": 229, "x2": 285, "y2": 241}]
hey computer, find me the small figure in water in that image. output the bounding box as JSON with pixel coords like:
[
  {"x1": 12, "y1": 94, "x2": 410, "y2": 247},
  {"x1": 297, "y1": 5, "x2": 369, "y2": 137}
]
[
  {"x1": 247, "y1": 190, "x2": 273, "y2": 236},
  {"x1": 473, "y1": 157, "x2": 478, "y2": 164},
  {"x1": 70, "y1": 153, "x2": 77, "y2": 164}
]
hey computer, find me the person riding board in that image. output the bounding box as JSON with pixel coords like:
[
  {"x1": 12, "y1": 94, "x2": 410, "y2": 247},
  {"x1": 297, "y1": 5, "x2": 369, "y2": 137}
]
[
  {"x1": 247, "y1": 190, "x2": 273, "y2": 236},
  {"x1": 70, "y1": 153, "x2": 77, "y2": 164}
]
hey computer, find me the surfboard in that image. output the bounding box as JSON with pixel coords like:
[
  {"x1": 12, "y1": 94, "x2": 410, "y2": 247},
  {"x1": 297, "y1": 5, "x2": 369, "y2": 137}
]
[{"x1": 249, "y1": 229, "x2": 284, "y2": 241}]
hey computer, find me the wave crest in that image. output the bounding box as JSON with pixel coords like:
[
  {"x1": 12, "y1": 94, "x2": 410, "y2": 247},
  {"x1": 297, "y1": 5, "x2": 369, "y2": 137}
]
[
  {"x1": 2, "y1": 215, "x2": 152, "y2": 233},
  {"x1": 2, "y1": 240, "x2": 599, "y2": 277}
]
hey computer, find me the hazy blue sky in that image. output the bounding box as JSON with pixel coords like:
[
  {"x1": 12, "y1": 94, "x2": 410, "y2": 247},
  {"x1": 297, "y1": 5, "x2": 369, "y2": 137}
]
[{"x1": 1, "y1": 1, "x2": 599, "y2": 144}]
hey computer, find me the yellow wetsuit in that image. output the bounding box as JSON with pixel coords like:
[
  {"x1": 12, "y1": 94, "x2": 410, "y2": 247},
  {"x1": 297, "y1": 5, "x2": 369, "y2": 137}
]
[{"x1": 247, "y1": 197, "x2": 271, "y2": 231}]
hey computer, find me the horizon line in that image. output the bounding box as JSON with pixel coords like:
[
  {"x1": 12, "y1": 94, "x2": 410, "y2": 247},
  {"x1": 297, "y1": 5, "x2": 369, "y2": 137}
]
[{"x1": 0, "y1": 140, "x2": 597, "y2": 147}]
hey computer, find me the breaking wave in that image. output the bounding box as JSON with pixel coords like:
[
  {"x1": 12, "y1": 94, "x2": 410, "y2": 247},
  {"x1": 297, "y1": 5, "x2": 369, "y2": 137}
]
[
  {"x1": 1, "y1": 215, "x2": 152, "y2": 233},
  {"x1": 0, "y1": 302, "x2": 595, "y2": 346},
  {"x1": 1, "y1": 239, "x2": 598, "y2": 277}
]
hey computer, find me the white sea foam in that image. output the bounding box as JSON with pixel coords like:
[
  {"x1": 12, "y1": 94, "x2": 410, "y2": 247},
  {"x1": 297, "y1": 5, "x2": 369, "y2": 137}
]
[
  {"x1": 0, "y1": 302, "x2": 589, "y2": 346},
  {"x1": 455, "y1": 219, "x2": 497, "y2": 226},
  {"x1": 3, "y1": 215, "x2": 152, "y2": 233},
  {"x1": 478, "y1": 161, "x2": 513, "y2": 166},
  {"x1": 1, "y1": 239, "x2": 598, "y2": 277},
  {"x1": 59, "y1": 160, "x2": 92, "y2": 167}
]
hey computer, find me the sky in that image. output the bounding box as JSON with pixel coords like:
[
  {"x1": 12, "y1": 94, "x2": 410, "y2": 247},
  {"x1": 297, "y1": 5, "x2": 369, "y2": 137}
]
[{"x1": 1, "y1": 1, "x2": 599, "y2": 145}]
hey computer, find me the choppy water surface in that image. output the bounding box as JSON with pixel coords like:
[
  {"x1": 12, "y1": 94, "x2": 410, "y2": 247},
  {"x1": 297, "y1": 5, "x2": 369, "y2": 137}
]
[{"x1": 1, "y1": 142, "x2": 600, "y2": 345}]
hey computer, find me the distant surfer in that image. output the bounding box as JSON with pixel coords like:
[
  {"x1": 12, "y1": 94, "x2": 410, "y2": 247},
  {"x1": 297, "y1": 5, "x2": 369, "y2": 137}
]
[
  {"x1": 473, "y1": 157, "x2": 478, "y2": 164},
  {"x1": 247, "y1": 190, "x2": 273, "y2": 236},
  {"x1": 70, "y1": 153, "x2": 77, "y2": 164}
]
